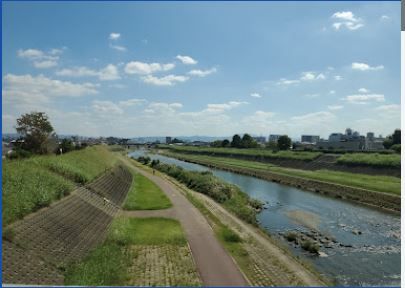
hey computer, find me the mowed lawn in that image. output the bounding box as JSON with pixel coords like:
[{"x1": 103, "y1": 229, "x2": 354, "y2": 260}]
[
  {"x1": 163, "y1": 152, "x2": 401, "y2": 195},
  {"x1": 65, "y1": 217, "x2": 186, "y2": 286},
  {"x1": 123, "y1": 172, "x2": 172, "y2": 210}
]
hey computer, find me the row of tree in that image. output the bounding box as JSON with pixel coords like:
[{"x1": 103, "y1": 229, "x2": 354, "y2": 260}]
[{"x1": 211, "y1": 134, "x2": 292, "y2": 150}]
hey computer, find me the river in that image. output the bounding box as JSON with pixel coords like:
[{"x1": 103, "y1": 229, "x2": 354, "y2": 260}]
[{"x1": 129, "y1": 150, "x2": 400, "y2": 286}]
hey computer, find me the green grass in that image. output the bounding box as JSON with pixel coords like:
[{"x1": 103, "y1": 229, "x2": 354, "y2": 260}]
[
  {"x1": 108, "y1": 217, "x2": 186, "y2": 246},
  {"x1": 162, "y1": 152, "x2": 401, "y2": 195},
  {"x1": 160, "y1": 145, "x2": 321, "y2": 161},
  {"x1": 2, "y1": 146, "x2": 116, "y2": 226},
  {"x1": 337, "y1": 153, "x2": 401, "y2": 169},
  {"x1": 65, "y1": 217, "x2": 187, "y2": 286},
  {"x1": 123, "y1": 173, "x2": 172, "y2": 210}
]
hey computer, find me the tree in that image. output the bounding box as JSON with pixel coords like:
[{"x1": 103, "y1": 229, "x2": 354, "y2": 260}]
[
  {"x1": 60, "y1": 138, "x2": 74, "y2": 153},
  {"x1": 277, "y1": 135, "x2": 292, "y2": 150},
  {"x1": 16, "y1": 112, "x2": 56, "y2": 154},
  {"x1": 211, "y1": 140, "x2": 222, "y2": 147},
  {"x1": 383, "y1": 129, "x2": 401, "y2": 149},
  {"x1": 221, "y1": 139, "x2": 230, "y2": 147},
  {"x1": 241, "y1": 133, "x2": 258, "y2": 148},
  {"x1": 231, "y1": 134, "x2": 242, "y2": 148}
]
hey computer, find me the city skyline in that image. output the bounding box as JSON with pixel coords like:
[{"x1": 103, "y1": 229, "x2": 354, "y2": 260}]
[{"x1": 2, "y1": 2, "x2": 401, "y2": 138}]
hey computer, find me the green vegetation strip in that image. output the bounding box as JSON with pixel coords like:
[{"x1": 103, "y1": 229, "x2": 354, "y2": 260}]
[
  {"x1": 162, "y1": 152, "x2": 400, "y2": 195},
  {"x1": 152, "y1": 162, "x2": 263, "y2": 224},
  {"x1": 123, "y1": 172, "x2": 172, "y2": 210},
  {"x1": 2, "y1": 146, "x2": 116, "y2": 226},
  {"x1": 160, "y1": 145, "x2": 321, "y2": 161},
  {"x1": 65, "y1": 217, "x2": 186, "y2": 286},
  {"x1": 337, "y1": 153, "x2": 400, "y2": 169}
]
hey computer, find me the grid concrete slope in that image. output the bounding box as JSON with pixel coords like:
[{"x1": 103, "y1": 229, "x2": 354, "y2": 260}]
[{"x1": 2, "y1": 165, "x2": 133, "y2": 285}]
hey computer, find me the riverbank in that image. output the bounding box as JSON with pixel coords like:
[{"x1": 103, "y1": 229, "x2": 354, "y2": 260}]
[
  {"x1": 159, "y1": 151, "x2": 400, "y2": 213},
  {"x1": 130, "y1": 157, "x2": 327, "y2": 286}
]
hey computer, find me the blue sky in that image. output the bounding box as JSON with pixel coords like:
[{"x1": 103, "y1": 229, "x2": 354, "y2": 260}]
[{"x1": 2, "y1": 1, "x2": 401, "y2": 138}]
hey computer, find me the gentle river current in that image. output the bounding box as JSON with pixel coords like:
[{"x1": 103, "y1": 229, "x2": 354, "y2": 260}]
[{"x1": 129, "y1": 150, "x2": 400, "y2": 286}]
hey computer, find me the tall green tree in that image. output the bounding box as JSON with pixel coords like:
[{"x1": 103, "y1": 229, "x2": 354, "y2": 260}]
[
  {"x1": 231, "y1": 134, "x2": 242, "y2": 148},
  {"x1": 221, "y1": 139, "x2": 230, "y2": 147},
  {"x1": 277, "y1": 135, "x2": 292, "y2": 150},
  {"x1": 241, "y1": 133, "x2": 257, "y2": 148},
  {"x1": 16, "y1": 112, "x2": 56, "y2": 154}
]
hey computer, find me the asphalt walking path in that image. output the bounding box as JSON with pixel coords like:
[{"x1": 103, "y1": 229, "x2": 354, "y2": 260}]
[{"x1": 122, "y1": 158, "x2": 249, "y2": 286}]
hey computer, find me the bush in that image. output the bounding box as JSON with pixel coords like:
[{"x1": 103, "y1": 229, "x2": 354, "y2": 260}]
[
  {"x1": 391, "y1": 144, "x2": 401, "y2": 154},
  {"x1": 285, "y1": 232, "x2": 298, "y2": 242},
  {"x1": 301, "y1": 240, "x2": 319, "y2": 253},
  {"x1": 6, "y1": 148, "x2": 32, "y2": 160},
  {"x1": 154, "y1": 163, "x2": 262, "y2": 225},
  {"x1": 221, "y1": 227, "x2": 241, "y2": 243}
]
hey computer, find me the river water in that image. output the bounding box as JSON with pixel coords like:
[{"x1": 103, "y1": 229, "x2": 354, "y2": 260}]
[{"x1": 129, "y1": 150, "x2": 401, "y2": 286}]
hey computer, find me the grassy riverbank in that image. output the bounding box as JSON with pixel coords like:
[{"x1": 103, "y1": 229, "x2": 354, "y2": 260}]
[
  {"x1": 65, "y1": 217, "x2": 194, "y2": 286},
  {"x1": 161, "y1": 152, "x2": 400, "y2": 195},
  {"x1": 2, "y1": 146, "x2": 117, "y2": 226},
  {"x1": 123, "y1": 172, "x2": 172, "y2": 210},
  {"x1": 151, "y1": 162, "x2": 263, "y2": 224},
  {"x1": 337, "y1": 153, "x2": 400, "y2": 169},
  {"x1": 160, "y1": 145, "x2": 321, "y2": 161}
]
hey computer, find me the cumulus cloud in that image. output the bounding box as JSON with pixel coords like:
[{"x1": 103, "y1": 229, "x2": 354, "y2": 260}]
[
  {"x1": 328, "y1": 105, "x2": 344, "y2": 110},
  {"x1": 329, "y1": 90, "x2": 336, "y2": 94},
  {"x1": 125, "y1": 61, "x2": 175, "y2": 75},
  {"x1": 375, "y1": 104, "x2": 400, "y2": 112},
  {"x1": 250, "y1": 93, "x2": 262, "y2": 98},
  {"x1": 56, "y1": 64, "x2": 120, "y2": 81},
  {"x1": 18, "y1": 48, "x2": 62, "y2": 69},
  {"x1": 380, "y1": 15, "x2": 390, "y2": 21},
  {"x1": 188, "y1": 68, "x2": 217, "y2": 77},
  {"x1": 92, "y1": 100, "x2": 123, "y2": 115},
  {"x1": 141, "y1": 74, "x2": 189, "y2": 86},
  {"x1": 277, "y1": 78, "x2": 300, "y2": 85},
  {"x1": 118, "y1": 98, "x2": 146, "y2": 107},
  {"x1": 334, "y1": 75, "x2": 343, "y2": 81},
  {"x1": 331, "y1": 11, "x2": 364, "y2": 31},
  {"x1": 109, "y1": 33, "x2": 121, "y2": 40},
  {"x1": 351, "y1": 62, "x2": 384, "y2": 71},
  {"x1": 358, "y1": 88, "x2": 369, "y2": 93},
  {"x1": 2, "y1": 74, "x2": 98, "y2": 105},
  {"x1": 204, "y1": 101, "x2": 248, "y2": 113},
  {"x1": 176, "y1": 55, "x2": 197, "y2": 65},
  {"x1": 343, "y1": 94, "x2": 385, "y2": 104},
  {"x1": 144, "y1": 102, "x2": 183, "y2": 114},
  {"x1": 300, "y1": 72, "x2": 326, "y2": 81}
]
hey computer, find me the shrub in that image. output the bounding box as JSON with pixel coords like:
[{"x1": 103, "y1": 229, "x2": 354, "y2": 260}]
[
  {"x1": 285, "y1": 232, "x2": 298, "y2": 242},
  {"x1": 221, "y1": 227, "x2": 241, "y2": 243},
  {"x1": 391, "y1": 144, "x2": 401, "y2": 154},
  {"x1": 301, "y1": 240, "x2": 319, "y2": 253}
]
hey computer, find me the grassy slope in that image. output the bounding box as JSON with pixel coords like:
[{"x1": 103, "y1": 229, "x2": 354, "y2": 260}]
[
  {"x1": 2, "y1": 146, "x2": 116, "y2": 226},
  {"x1": 163, "y1": 152, "x2": 400, "y2": 195},
  {"x1": 65, "y1": 217, "x2": 186, "y2": 285},
  {"x1": 337, "y1": 153, "x2": 400, "y2": 168},
  {"x1": 123, "y1": 172, "x2": 172, "y2": 210},
  {"x1": 161, "y1": 145, "x2": 321, "y2": 161}
]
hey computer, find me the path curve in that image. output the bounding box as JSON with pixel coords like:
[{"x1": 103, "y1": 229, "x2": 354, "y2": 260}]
[{"x1": 122, "y1": 158, "x2": 249, "y2": 286}]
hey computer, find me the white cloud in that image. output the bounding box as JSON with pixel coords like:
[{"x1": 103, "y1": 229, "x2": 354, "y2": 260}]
[
  {"x1": 300, "y1": 72, "x2": 326, "y2": 81},
  {"x1": 331, "y1": 11, "x2": 364, "y2": 31},
  {"x1": 188, "y1": 68, "x2": 217, "y2": 77},
  {"x1": 351, "y1": 62, "x2": 384, "y2": 71},
  {"x1": 277, "y1": 78, "x2": 300, "y2": 85},
  {"x1": 141, "y1": 74, "x2": 189, "y2": 86},
  {"x1": 358, "y1": 88, "x2": 369, "y2": 93},
  {"x1": 329, "y1": 90, "x2": 336, "y2": 94},
  {"x1": 144, "y1": 102, "x2": 183, "y2": 114},
  {"x1": 375, "y1": 104, "x2": 400, "y2": 112},
  {"x1": 304, "y1": 93, "x2": 320, "y2": 99},
  {"x1": 92, "y1": 100, "x2": 123, "y2": 115},
  {"x1": 380, "y1": 15, "x2": 390, "y2": 21},
  {"x1": 328, "y1": 105, "x2": 343, "y2": 110},
  {"x1": 109, "y1": 33, "x2": 121, "y2": 40},
  {"x1": 56, "y1": 64, "x2": 120, "y2": 81},
  {"x1": 118, "y1": 98, "x2": 146, "y2": 107},
  {"x1": 18, "y1": 48, "x2": 62, "y2": 69},
  {"x1": 343, "y1": 94, "x2": 385, "y2": 104},
  {"x1": 204, "y1": 101, "x2": 248, "y2": 113},
  {"x1": 176, "y1": 55, "x2": 197, "y2": 65},
  {"x1": 291, "y1": 111, "x2": 335, "y2": 122},
  {"x1": 2, "y1": 74, "x2": 98, "y2": 105},
  {"x1": 250, "y1": 93, "x2": 262, "y2": 98},
  {"x1": 110, "y1": 44, "x2": 127, "y2": 52},
  {"x1": 125, "y1": 61, "x2": 175, "y2": 75},
  {"x1": 334, "y1": 75, "x2": 343, "y2": 81}
]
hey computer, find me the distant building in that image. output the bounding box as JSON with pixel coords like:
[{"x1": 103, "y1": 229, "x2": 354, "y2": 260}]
[
  {"x1": 366, "y1": 132, "x2": 375, "y2": 140},
  {"x1": 268, "y1": 134, "x2": 281, "y2": 143},
  {"x1": 165, "y1": 136, "x2": 172, "y2": 144},
  {"x1": 301, "y1": 135, "x2": 320, "y2": 144},
  {"x1": 253, "y1": 136, "x2": 266, "y2": 144},
  {"x1": 328, "y1": 133, "x2": 343, "y2": 142}
]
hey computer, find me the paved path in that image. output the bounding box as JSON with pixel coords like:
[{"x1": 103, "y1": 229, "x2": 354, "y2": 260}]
[{"x1": 122, "y1": 158, "x2": 249, "y2": 286}]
